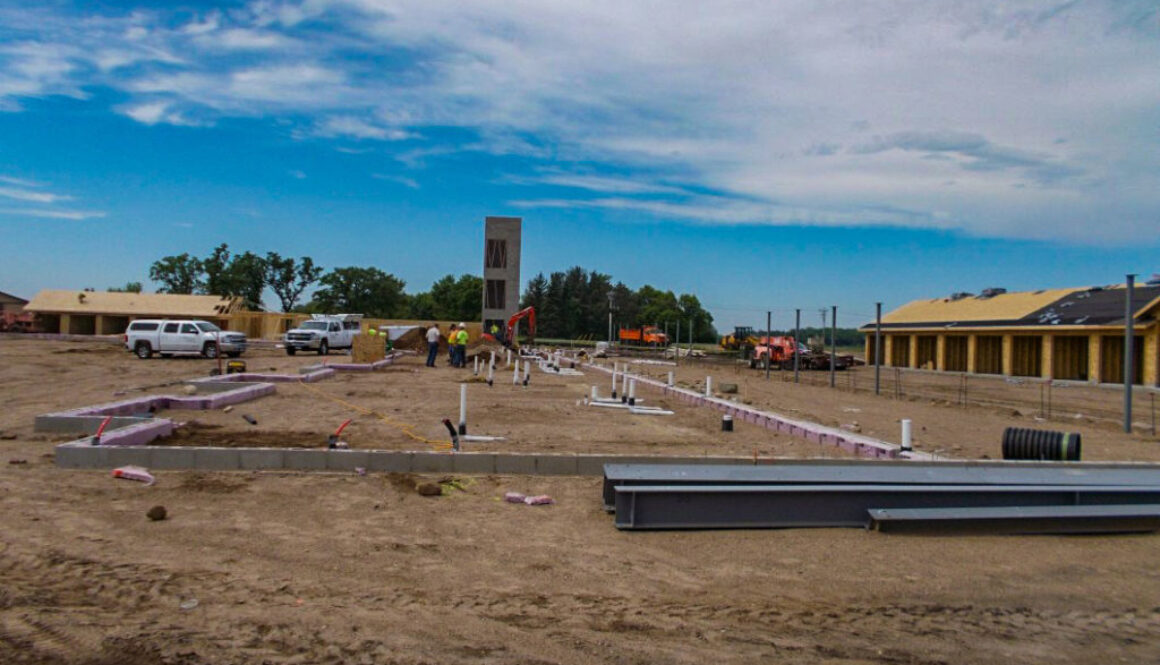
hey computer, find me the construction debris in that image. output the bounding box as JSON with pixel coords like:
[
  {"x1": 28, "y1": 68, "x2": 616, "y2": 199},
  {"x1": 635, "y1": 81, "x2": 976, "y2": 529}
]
[{"x1": 111, "y1": 465, "x2": 155, "y2": 485}]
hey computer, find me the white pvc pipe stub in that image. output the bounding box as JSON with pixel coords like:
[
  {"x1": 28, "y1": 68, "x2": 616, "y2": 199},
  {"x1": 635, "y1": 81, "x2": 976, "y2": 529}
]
[
  {"x1": 901, "y1": 419, "x2": 913, "y2": 451},
  {"x1": 458, "y1": 384, "x2": 467, "y2": 435}
]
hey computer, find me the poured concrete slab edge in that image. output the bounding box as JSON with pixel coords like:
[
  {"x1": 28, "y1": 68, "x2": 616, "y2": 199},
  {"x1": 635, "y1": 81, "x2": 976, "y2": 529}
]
[{"x1": 52, "y1": 445, "x2": 861, "y2": 474}]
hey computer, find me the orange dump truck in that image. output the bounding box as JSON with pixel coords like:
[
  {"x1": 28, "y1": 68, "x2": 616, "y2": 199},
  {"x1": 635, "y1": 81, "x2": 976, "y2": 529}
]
[{"x1": 618, "y1": 325, "x2": 668, "y2": 345}]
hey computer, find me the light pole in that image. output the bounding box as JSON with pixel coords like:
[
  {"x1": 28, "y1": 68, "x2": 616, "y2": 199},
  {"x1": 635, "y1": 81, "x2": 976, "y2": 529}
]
[{"x1": 607, "y1": 293, "x2": 614, "y2": 343}]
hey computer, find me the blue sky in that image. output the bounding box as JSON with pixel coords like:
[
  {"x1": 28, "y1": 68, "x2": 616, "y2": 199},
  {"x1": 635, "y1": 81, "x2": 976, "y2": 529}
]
[{"x1": 1, "y1": 0, "x2": 1158, "y2": 330}]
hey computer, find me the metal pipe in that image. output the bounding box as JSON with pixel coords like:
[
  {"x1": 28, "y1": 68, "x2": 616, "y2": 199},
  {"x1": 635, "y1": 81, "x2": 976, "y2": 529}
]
[
  {"x1": 523, "y1": 359, "x2": 531, "y2": 385},
  {"x1": 765, "y1": 310, "x2": 771, "y2": 381},
  {"x1": 830, "y1": 305, "x2": 837, "y2": 388},
  {"x1": 705, "y1": 376, "x2": 713, "y2": 397},
  {"x1": 611, "y1": 361, "x2": 618, "y2": 398},
  {"x1": 688, "y1": 318, "x2": 694, "y2": 360},
  {"x1": 874, "y1": 302, "x2": 882, "y2": 396},
  {"x1": 1125, "y1": 274, "x2": 1136, "y2": 433},
  {"x1": 513, "y1": 359, "x2": 519, "y2": 385},
  {"x1": 458, "y1": 384, "x2": 467, "y2": 435},
  {"x1": 793, "y1": 309, "x2": 800, "y2": 384},
  {"x1": 487, "y1": 353, "x2": 495, "y2": 386},
  {"x1": 628, "y1": 379, "x2": 636, "y2": 406},
  {"x1": 622, "y1": 368, "x2": 629, "y2": 403},
  {"x1": 901, "y1": 419, "x2": 912, "y2": 452}
]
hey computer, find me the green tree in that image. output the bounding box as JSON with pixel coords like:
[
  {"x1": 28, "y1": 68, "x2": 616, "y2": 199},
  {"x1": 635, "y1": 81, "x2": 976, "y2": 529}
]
[
  {"x1": 228, "y1": 251, "x2": 269, "y2": 311},
  {"x1": 149, "y1": 254, "x2": 204, "y2": 294},
  {"x1": 265, "y1": 253, "x2": 323, "y2": 312},
  {"x1": 429, "y1": 274, "x2": 484, "y2": 321},
  {"x1": 199, "y1": 244, "x2": 268, "y2": 310},
  {"x1": 406, "y1": 292, "x2": 436, "y2": 320},
  {"x1": 107, "y1": 281, "x2": 143, "y2": 293},
  {"x1": 310, "y1": 267, "x2": 407, "y2": 317}
]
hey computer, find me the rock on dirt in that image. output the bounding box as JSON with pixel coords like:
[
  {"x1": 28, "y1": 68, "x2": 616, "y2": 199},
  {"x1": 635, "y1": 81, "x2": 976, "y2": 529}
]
[
  {"x1": 146, "y1": 505, "x2": 167, "y2": 521},
  {"x1": 416, "y1": 482, "x2": 443, "y2": 497}
]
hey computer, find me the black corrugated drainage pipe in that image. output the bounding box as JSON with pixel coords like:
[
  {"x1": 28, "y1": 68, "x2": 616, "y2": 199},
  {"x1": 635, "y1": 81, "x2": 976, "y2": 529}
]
[{"x1": 1002, "y1": 427, "x2": 1081, "y2": 461}]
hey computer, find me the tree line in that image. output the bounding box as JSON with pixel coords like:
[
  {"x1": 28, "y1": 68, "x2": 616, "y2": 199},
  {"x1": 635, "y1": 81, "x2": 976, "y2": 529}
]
[
  {"x1": 145, "y1": 244, "x2": 482, "y2": 321},
  {"x1": 520, "y1": 267, "x2": 717, "y2": 342},
  {"x1": 143, "y1": 247, "x2": 717, "y2": 339}
]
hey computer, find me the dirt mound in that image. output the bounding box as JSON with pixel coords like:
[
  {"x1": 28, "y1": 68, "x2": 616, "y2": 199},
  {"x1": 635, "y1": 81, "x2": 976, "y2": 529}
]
[{"x1": 391, "y1": 326, "x2": 429, "y2": 352}]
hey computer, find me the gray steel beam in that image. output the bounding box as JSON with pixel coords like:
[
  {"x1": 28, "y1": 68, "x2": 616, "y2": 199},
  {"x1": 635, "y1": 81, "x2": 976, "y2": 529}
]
[
  {"x1": 612, "y1": 483, "x2": 1160, "y2": 530},
  {"x1": 602, "y1": 462, "x2": 1160, "y2": 511},
  {"x1": 868, "y1": 504, "x2": 1160, "y2": 535}
]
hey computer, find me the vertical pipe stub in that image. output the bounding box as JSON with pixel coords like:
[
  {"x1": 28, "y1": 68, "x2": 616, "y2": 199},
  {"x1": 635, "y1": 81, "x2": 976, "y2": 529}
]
[
  {"x1": 458, "y1": 384, "x2": 468, "y2": 435},
  {"x1": 705, "y1": 376, "x2": 713, "y2": 397},
  {"x1": 722, "y1": 414, "x2": 734, "y2": 432},
  {"x1": 900, "y1": 419, "x2": 913, "y2": 452},
  {"x1": 628, "y1": 379, "x2": 636, "y2": 406},
  {"x1": 611, "y1": 362, "x2": 618, "y2": 399},
  {"x1": 667, "y1": 371, "x2": 674, "y2": 387}
]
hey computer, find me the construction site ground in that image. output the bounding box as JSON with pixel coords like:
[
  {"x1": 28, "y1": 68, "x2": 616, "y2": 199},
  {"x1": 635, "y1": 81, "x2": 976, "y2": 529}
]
[{"x1": 2, "y1": 338, "x2": 1160, "y2": 664}]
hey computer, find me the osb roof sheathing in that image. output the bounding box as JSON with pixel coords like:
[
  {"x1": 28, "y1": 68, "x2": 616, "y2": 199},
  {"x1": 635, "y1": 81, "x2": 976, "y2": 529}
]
[
  {"x1": 882, "y1": 287, "x2": 1084, "y2": 325},
  {"x1": 24, "y1": 290, "x2": 242, "y2": 317}
]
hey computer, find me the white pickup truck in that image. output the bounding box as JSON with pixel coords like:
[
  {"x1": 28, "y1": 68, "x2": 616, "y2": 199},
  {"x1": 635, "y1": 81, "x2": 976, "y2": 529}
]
[
  {"x1": 283, "y1": 314, "x2": 362, "y2": 355},
  {"x1": 124, "y1": 319, "x2": 247, "y2": 359}
]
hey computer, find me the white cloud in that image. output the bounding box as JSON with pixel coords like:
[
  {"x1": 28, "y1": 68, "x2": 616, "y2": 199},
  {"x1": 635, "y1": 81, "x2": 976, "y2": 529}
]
[
  {"x1": 314, "y1": 115, "x2": 416, "y2": 141},
  {"x1": 289, "y1": 169, "x2": 307, "y2": 179},
  {"x1": 0, "y1": 1, "x2": 1158, "y2": 242},
  {"x1": 0, "y1": 186, "x2": 70, "y2": 203},
  {"x1": 372, "y1": 173, "x2": 419, "y2": 189},
  {"x1": 0, "y1": 208, "x2": 105, "y2": 220},
  {"x1": 0, "y1": 175, "x2": 42, "y2": 187},
  {"x1": 116, "y1": 100, "x2": 202, "y2": 126}
]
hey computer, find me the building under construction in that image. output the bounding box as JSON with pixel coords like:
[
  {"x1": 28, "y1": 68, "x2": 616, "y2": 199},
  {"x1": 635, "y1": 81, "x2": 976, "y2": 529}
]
[{"x1": 861, "y1": 282, "x2": 1160, "y2": 386}]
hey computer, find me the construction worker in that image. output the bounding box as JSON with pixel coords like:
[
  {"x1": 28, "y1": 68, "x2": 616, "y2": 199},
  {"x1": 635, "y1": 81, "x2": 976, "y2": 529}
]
[
  {"x1": 446, "y1": 324, "x2": 458, "y2": 366},
  {"x1": 455, "y1": 323, "x2": 469, "y2": 368},
  {"x1": 425, "y1": 323, "x2": 440, "y2": 367}
]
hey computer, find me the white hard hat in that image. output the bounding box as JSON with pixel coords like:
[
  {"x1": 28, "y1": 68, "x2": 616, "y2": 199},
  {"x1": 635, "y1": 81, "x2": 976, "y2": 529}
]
[{"x1": 459, "y1": 322, "x2": 466, "y2": 327}]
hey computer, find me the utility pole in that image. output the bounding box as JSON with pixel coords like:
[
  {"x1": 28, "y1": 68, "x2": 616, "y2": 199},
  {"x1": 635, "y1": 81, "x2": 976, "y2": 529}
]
[
  {"x1": 793, "y1": 308, "x2": 800, "y2": 384},
  {"x1": 830, "y1": 305, "x2": 837, "y2": 388},
  {"x1": 1125, "y1": 274, "x2": 1136, "y2": 433},
  {"x1": 607, "y1": 293, "x2": 613, "y2": 343},
  {"x1": 874, "y1": 302, "x2": 882, "y2": 396}
]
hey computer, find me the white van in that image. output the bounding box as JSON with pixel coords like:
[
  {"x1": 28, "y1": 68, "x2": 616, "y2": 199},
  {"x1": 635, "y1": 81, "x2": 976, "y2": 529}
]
[{"x1": 124, "y1": 320, "x2": 247, "y2": 359}]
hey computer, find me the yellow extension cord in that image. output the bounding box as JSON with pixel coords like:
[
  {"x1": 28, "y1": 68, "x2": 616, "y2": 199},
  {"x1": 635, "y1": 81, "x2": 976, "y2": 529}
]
[{"x1": 293, "y1": 379, "x2": 454, "y2": 451}]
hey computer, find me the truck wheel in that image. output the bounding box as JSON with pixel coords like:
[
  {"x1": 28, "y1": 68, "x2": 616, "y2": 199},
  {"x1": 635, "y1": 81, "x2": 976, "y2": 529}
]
[
  {"x1": 286, "y1": 347, "x2": 297, "y2": 356},
  {"x1": 202, "y1": 343, "x2": 219, "y2": 359},
  {"x1": 135, "y1": 342, "x2": 152, "y2": 359},
  {"x1": 318, "y1": 339, "x2": 329, "y2": 355}
]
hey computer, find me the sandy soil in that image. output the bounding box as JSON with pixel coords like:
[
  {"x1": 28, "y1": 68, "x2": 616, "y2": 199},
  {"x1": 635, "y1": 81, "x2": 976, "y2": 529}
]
[{"x1": 3, "y1": 339, "x2": 1160, "y2": 664}]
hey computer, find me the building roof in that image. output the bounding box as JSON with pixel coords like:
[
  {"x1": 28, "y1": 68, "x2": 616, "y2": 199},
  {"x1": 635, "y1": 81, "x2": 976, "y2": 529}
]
[
  {"x1": 24, "y1": 290, "x2": 242, "y2": 317},
  {"x1": 0, "y1": 290, "x2": 28, "y2": 305},
  {"x1": 862, "y1": 283, "x2": 1160, "y2": 331}
]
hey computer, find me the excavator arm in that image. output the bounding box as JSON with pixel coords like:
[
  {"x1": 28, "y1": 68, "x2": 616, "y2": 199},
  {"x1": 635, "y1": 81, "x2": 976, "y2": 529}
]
[{"x1": 505, "y1": 306, "x2": 536, "y2": 347}]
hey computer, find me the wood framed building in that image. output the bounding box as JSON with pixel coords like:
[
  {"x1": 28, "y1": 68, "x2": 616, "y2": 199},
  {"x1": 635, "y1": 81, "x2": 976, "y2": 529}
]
[
  {"x1": 860, "y1": 283, "x2": 1160, "y2": 386},
  {"x1": 23, "y1": 290, "x2": 243, "y2": 335}
]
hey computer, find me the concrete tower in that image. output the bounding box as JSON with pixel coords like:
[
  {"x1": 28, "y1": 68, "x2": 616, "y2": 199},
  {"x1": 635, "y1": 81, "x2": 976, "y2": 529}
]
[{"x1": 481, "y1": 216, "x2": 522, "y2": 332}]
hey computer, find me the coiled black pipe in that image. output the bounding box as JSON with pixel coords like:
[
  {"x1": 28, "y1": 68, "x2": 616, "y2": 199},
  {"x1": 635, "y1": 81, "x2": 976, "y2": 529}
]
[{"x1": 1001, "y1": 427, "x2": 1081, "y2": 461}]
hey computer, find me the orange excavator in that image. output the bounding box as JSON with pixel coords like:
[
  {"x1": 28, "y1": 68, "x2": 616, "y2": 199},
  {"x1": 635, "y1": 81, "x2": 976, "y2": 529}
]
[{"x1": 483, "y1": 306, "x2": 536, "y2": 348}]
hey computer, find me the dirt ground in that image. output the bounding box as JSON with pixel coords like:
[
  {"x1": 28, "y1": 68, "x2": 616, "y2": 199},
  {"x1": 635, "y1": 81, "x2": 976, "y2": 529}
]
[{"x1": 3, "y1": 339, "x2": 1160, "y2": 664}]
